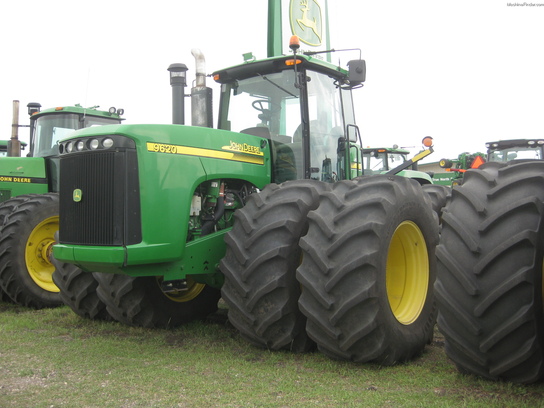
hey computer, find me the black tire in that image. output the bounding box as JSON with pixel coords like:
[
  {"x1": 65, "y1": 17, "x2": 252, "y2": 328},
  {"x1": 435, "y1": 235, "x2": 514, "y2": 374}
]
[
  {"x1": 0, "y1": 195, "x2": 37, "y2": 303},
  {"x1": 0, "y1": 195, "x2": 34, "y2": 227},
  {"x1": 422, "y1": 184, "x2": 450, "y2": 220},
  {"x1": 94, "y1": 273, "x2": 220, "y2": 328},
  {"x1": 0, "y1": 287, "x2": 12, "y2": 303},
  {"x1": 435, "y1": 161, "x2": 544, "y2": 383},
  {"x1": 220, "y1": 180, "x2": 330, "y2": 352},
  {"x1": 297, "y1": 175, "x2": 439, "y2": 364},
  {"x1": 52, "y1": 259, "x2": 111, "y2": 320},
  {"x1": 0, "y1": 193, "x2": 63, "y2": 308}
]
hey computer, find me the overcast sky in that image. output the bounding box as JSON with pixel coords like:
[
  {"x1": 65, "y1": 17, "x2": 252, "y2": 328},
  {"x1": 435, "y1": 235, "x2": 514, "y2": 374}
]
[{"x1": 1, "y1": 0, "x2": 543, "y2": 162}]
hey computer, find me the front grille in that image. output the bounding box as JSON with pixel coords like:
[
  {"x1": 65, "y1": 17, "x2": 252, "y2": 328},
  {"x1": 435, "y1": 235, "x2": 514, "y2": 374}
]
[{"x1": 59, "y1": 148, "x2": 141, "y2": 246}]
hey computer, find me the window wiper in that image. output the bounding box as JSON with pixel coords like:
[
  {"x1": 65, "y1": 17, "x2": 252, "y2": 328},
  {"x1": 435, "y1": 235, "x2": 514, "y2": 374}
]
[{"x1": 257, "y1": 73, "x2": 298, "y2": 98}]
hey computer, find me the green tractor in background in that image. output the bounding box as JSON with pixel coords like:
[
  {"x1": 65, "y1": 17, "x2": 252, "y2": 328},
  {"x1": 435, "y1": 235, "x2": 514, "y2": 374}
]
[
  {"x1": 486, "y1": 138, "x2": 544, "y2": 162},
  {"x1": 363, "y1": 145, "x2": 450, "y2": 217},
  {"x1": 362, "y1": 145, "x2": 433, "y2": 184},
  {"x1": 0, "y1": 102, "x2": 124, "y2": 307}
]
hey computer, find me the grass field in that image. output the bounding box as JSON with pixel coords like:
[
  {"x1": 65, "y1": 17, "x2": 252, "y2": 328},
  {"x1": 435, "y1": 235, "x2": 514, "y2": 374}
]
[{"x1": 0, "y1": 301, "x2": 543, "y2": 408}]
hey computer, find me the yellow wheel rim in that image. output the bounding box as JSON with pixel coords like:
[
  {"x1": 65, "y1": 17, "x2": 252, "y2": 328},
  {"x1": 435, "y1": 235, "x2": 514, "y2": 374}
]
[
  {"x1": 386, "y1": 221, "x2": 429, "y2": 325},
  {"x1": 24, "y1": 216, "x2": 60, "y2": 293},
  {"x1": 157, "y1": 277, "x2": 206, "y2": 303}
]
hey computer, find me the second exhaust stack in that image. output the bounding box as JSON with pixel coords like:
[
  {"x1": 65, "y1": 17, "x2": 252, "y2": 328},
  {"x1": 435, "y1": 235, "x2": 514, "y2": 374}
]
[{"x1": 191, "y1": 49, "x2": 213, "y2": 128}]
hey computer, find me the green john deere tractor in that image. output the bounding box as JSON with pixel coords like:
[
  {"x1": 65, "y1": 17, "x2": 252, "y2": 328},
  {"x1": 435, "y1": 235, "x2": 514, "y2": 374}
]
[
  {"x1": 53, "y1": 34, "x2": 440, "y2": 366},
  {"x1": 0, "y1": 103, "x2": 124, "y2": 308},
  {"x1": 362, "y1": 145, "x2": 450, "y2": 218},
  {"x1": 435, "y1": 139, "x2": 544, "y2": 383},
  {"x1": 362, "y1": 145, "x2": 433, "y2": 184}
]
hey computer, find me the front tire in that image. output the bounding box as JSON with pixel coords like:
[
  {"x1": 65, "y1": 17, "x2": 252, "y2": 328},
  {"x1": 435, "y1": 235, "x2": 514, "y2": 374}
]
[
  {"x1": 220, "y1": 180, "x2": 329, "y2": 352},
  {"x1": 52, "y1": 260, "x2": 111, "y2": 320},
  {"x1": 436, "y1": 161, "x2": 544, "y2": 383},
  {"x1": 94, "y1": 273, "x2": 220, "y2": 328},
  {"x1": 0, "y1": 194, "x2": 63, "y2": 308},
  {"x1": 297, "y1": 176, "x2": 439, "y2": 364}
]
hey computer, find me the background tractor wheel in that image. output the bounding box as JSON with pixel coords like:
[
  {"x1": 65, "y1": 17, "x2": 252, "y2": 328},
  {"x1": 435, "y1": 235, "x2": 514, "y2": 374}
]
[
  {"x1": 52, "y1": 259, "x2": 111, "y2": 320},
  {"x1": 0, "y1": 195, "x2": 34, "y2": 227},
  {"x1": 220, "y1": 180, "x2": 329, "y2": 352},
  {"x1": 0, "y1": 195, "x2": 34, "y2": 303},
  {"x1": 297, "y1": 176, "x2": 439, "y2": 364},
  {"x1": 436, "y1": 161, "x2": 544, "y2": 383},
  {"x1": 421, "y1": 184, "x2": 450, "y2": 220},
  {"x1": 94, "y1": 273, "x2": 220, "y2": 328},
  {"x1": 0, "y1": 193, "x2": 63, "y2": 308}
]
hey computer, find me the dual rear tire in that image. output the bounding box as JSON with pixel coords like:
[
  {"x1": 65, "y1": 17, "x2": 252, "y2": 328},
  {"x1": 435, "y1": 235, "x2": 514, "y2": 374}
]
[{"x1": 222, "y1": 176, "x2": 439, "y2": 363}]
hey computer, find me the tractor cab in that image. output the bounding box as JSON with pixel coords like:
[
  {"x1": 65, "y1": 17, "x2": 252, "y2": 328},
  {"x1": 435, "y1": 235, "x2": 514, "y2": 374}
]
[
  {"x1": 362, "y1": 147, "x2": 410, "y2": 174},
  {"x1": 213, "y1": 53, "x2": 365, "y2": 183},
  {"x1": 28, "y1": 103, "x2": 124, "y2": 159},
  {"x1": 486, "y1": 139, "x2": 544, "y2": 162}
]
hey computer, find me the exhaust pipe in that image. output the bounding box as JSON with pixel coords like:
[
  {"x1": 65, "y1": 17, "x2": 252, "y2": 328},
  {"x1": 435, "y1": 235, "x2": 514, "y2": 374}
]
[
  {"x1": 191, "y1": 49, "x2": 213, "y2": 128},
  {"x1": 8, "y1": 100, "x2": 22, "y2": 157},
  {"x1": 167, "y1": 63, "x2": 188, "y2": 125}
]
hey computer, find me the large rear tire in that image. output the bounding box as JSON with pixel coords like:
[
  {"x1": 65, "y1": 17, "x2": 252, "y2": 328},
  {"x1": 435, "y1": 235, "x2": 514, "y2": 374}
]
[
  {"x1": 297, "y1": 176, "x2": 439, "y2": 364},
  {"x1": 436, "y1": 161, "x2": 544, "y2": 383},
  {"x1": 220, "y1": 180, "x2": 329, "y2": 352},
  {"x1": 52, "y1": 260, "x2": 111, "y2": 320},
  {"x1": 0, "y1": 194, "x2": 63, "y2": 308},
  {"x1": 94, "y1": 273, "x2": 220, "y2": 328}
]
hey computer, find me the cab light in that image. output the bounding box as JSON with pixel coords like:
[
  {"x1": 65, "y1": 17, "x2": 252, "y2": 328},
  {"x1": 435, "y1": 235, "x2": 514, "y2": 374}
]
[
  {"x1": 213, "y1": 74, "x2": 220, "y2": 81},
  {"x1": 55, "y1": 107, "x2": 64, "y2": 111},
  {"x1": 285, "y1": 59, "x2": 302, "y2": 66},
  {"x1": 289, "y1": 35, "x2": 300, "y2": 51}
]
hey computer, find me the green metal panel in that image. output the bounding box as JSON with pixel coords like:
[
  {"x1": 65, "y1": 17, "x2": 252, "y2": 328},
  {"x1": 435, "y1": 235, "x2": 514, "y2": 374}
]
[
  {"x1": 267, "y1": 0, "x2": 283, "y2": 57},
  {"x1": 0, "y1": 157, "x2": 48, "y2": 201}
]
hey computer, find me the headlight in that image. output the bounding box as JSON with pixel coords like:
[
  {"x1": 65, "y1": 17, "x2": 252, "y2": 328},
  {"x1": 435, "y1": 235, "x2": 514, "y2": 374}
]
[
  {"x1": 66, "y1": 141, "x2": 74, "y2": 153},
  {"x1": 76, "y1": 140, "x2": 85, "y2": 151},
  {"x1": 90, "y1": 139, "x2": 100, "y2": 150},
  {"x1": 102, "y1": 138, "x2": 114, "y2": 149}
]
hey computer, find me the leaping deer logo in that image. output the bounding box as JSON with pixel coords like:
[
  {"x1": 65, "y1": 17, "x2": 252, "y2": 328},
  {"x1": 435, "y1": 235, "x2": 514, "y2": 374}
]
[
  {"x1": 291, "y1": 0, "x2": 322, "y2": 46},
  {"x1": 297, "y1": 1, "x2": 322, "y2": 43}
]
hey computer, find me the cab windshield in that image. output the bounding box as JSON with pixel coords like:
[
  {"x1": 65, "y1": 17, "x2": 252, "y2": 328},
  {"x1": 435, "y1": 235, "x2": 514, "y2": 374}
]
[
  {"x1": 363, "y1": 151, "x2": 408, "y2": 173},
  {"x1": 488, "y1": 147, "x2": 543, "y2": 161},
  {"x1": 220, "y1": 69, "x2": 356, "y2": 182}
]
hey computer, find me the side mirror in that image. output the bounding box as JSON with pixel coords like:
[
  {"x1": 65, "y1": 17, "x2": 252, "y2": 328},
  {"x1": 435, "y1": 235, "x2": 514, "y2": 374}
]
[
  {"x1": 348, "y1": 60, "x2": 366, "y2": 85},
  {"x1": 347, "y1": 124, "x2": 360, "y2": 143}
]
